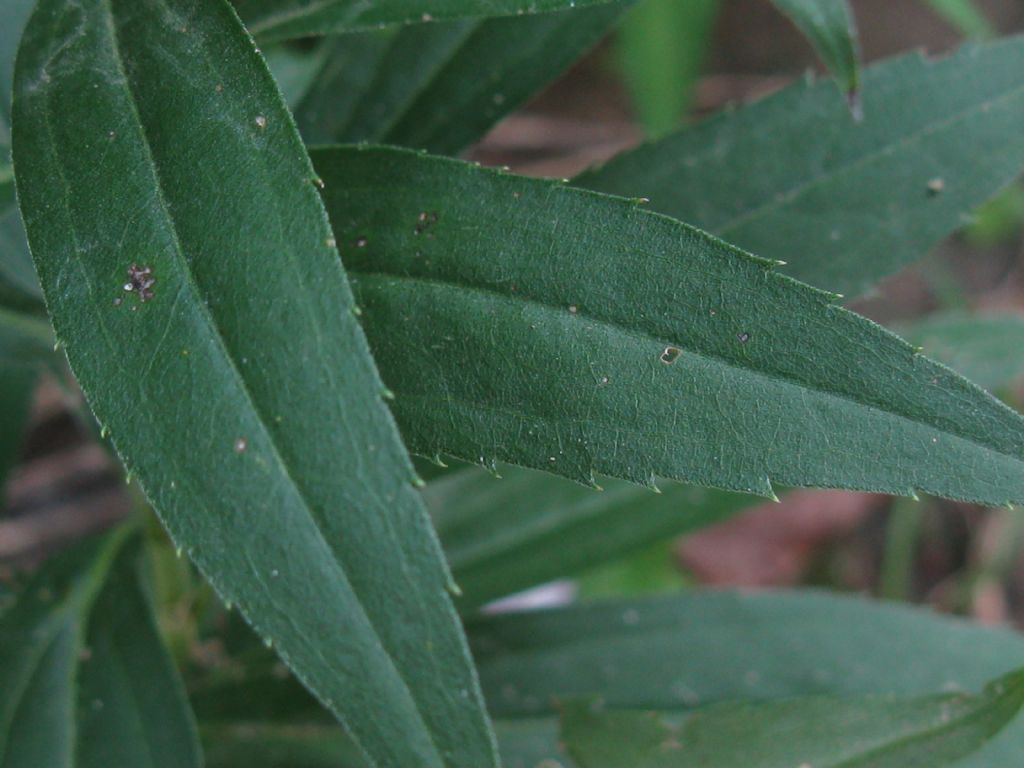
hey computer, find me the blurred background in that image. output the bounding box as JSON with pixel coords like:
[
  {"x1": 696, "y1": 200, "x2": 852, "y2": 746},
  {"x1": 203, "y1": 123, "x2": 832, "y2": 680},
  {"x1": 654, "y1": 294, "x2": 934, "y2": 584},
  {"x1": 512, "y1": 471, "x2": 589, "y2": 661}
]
[{"x1": 4, "y1": 0, "x2": 1024, "y2": 638}]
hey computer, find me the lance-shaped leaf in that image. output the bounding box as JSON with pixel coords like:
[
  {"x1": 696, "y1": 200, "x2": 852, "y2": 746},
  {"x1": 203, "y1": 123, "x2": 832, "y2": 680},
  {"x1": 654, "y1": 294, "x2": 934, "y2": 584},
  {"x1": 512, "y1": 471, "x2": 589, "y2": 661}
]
[
  {"x1": 13, "y1": 2, "x2": 497, "y2": 767},
  {"x1": 769, "y1": 0, "x2": 860, "y2": 102},
  {"x1": 576, "y1": 37, "x2": 1024, "y2": 297},
  {"x1": 615, "y1": 0, "x2": 719, "y2": 138},
  {"x1": 926, "y1": 0, "x2": 994, "y2": 39},
  {"x1": 233, "y1": 0, "x2": 619, "y2": 42},
  {"x1": 294, "y1": 1, "x2": 632, "y2": 155},
  {"x1": 560, "y1": 672, "x2": 1024, "y2": 768},
  {"x1": 428, "y1": 465, "x2": 750, "y2": 610},
  {"x1": 0, "y1": 529, "x2": 203, "y2": 768},
  {"x1": 315, "y1": 145, "x2": 1024, "y2": 505},
  {"x1": 469, "y1": 591, "x2": 1024, "y2": 765}
]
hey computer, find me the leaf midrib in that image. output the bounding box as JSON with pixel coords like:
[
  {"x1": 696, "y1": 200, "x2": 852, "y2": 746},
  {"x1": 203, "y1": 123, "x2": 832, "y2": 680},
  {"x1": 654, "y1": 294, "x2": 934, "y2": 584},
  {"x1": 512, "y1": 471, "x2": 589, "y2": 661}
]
[
  {"x1": 95, "y1": 3, "x2": 446, "y2": 764},
  {"x1": 353, "y1": 269, "x2": 1024, "y2": 473}
]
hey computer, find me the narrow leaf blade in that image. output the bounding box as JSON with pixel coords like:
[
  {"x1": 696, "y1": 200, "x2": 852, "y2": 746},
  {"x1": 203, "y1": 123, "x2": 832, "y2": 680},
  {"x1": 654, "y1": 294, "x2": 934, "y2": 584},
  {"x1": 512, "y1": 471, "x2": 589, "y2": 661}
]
[
  {"x1": 234, "y1": 0, "x2": 620, "y2": 42},
  {"x1": 76, "y1": 541, "x2": 203, "y2": 768},
  {"x1": 0, "y1": 534, "x2": 122, "y2": 767},
  {"x1": 770, "y1": 0, "x2": 861, "y2": 99},
  {"x1": 316, "y1": 145, "x2": 1024, "y2": 505},
  {"x1": 429, "y1": 465, "x2": 750, "y2": 610},
  {"x1": 561, "y1": 672, "x2": 1024, "y2": 768},
  {"x1": 13, "y1": 2, "x2": 497, "y2": 766},
  {"x1": 576, "y1": 37, "x2": 1024, "y2": 297},
  {"x1": 0, "y1": 529, "x2": 201, "y2": 768},
  {"x1": 615, "y1": 0, "x2": 719, "y2": 137},
  {"x1": 295, "y1": 2, "x2": 633, "y2": 155}
]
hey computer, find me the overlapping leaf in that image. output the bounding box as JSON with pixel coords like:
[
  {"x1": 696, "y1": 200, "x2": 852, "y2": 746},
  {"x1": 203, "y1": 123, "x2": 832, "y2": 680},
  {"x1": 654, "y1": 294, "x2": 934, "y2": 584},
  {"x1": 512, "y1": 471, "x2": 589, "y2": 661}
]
[
  {"x1": 234, "y1": 0, "x2": 619, "y2": 41},
  {"x1": 12, "y1": 1, "x2": 497, "y2": 766},
  {"x1": 615, "y1": 0, "x2": 718, "y2": 137},
  {"x1": 316, "y1": 145, "x2": 1024, "y2": 504},
  {"x1": 294, "y1": 1, "x2": 632, "y2": 155},
  {"x1": 770, "y1": 0, "x2": 860, "y2": 101},
  {"x1": 561, "y1": 674, "x2": 1024, "y2": 768},
  {"x1": 428, "y1": 465, "x2": 749, "y2": 609},
  {"x1": 0, "y1": 530, "x2": 202, "y2": 768},
  {"x1": 577, "y1": 37, "x2": 1024, "y2": 297},
  {"x1": 470, "y1": 591, "x2": 1024, "y2": 766}
]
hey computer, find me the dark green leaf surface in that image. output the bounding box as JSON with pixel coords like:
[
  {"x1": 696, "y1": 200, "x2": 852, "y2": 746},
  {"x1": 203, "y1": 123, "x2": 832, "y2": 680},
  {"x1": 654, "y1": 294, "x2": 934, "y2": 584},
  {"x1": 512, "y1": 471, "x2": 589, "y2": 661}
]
[
  {"x1": 470, "y1": 591, "x2": 1024, "y2": 766},
  {"x1": 0, "y1": 529, "x2": 202, "y2": 768},
  {"x1": 294, "y1": 2, "x2": 631, "y2": 155},
  {"x1": 427, "y1": 465, "x2": 749, "y2": 609},
  {"x1": 75, "y1": 543, "x2": 202, "y2": 768},
  {"x1": 472, "y1": 592, "x2": 1024, "y2": 715},
  {"x1": 576, "y1": 37, "x2": 1024, "y2": 297},
  {"x1": 0, "y1": 366, "x2": 34, "y2": 509},
  {"x1": 900, "y1": 313, "x2": 1024, "y2": 392},
  {"x1": 0, "y1": 534, "x2": 119, "y2": 767},
  {"x1": 561, "y1": 672, "x2": 1024, "y2": 768},
  {"x1": 202, "y1": 720, "x2": 562, "y2": 768},
  {"x1": 13, "y1": 2, "x2": 496, "y2": 767},
  {"x1": 0, "y1": 304, "x2": 53, "y2": 366},
  {"x1": 316, "y1": 145, "x2": 1024, "y2": 504},
  {"x1": 234, "y1": 0, "x2": 619, "y2": 41},
  {"x1": 770, "y1": 0, "x2": 860, "y2": 98},
  {"x1": 0, "y1": 160, "x2": 43, "y2": 310}
]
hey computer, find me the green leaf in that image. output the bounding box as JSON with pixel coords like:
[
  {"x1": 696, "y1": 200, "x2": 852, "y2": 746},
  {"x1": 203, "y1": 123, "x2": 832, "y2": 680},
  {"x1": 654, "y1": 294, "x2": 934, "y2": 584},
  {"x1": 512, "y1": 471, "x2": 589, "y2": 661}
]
[
  {"x1": 472, "y1": 591, "x2": 1024, "y2": 715},
  {"x1": 294, "y1": 1, "x2": 631, "y2": 155},
  {"x1": 0, "y1": 305, "x2": 53, "y2": 367},
  {"x1": 470, "y1": 591, "x2": 1024, "y2": 765},
  {"x1": 899, "y1": 313, "x2": 1024, "y2": 392},
  {"x1": 769, "y1": 0, "x2": 860, "y2": 101},
  {"x1": 262, "y1": 42, "x2": 331, "y2": 109},
  {"x1": 615, "y1": 0, "x2": 719, "y2": 137},
  {"x1": 315, "y1": 145, "x2": 1024, "y2": 505},
  {"x1": 0, "y1": 529, "x2": 203, "y2": 768},
  {"x1": 202, "y1": 720, "x2": 563, "y2": 768},
  {"x1": 576, "y1": 37, "x2": 1024, "y2": 298},
  {"x1": 12, "y1": 2, "x2": 497, "y2": 767},
  {"x1": 0, "y1": 0, "x2": 37, "y2": 147},
  {"x1": 560, "y1": 671, "x2": 1024, "y2": 768},
  {"x1": 0, "y1": 534, "x2": 119, "y2": 766},
  {"x1": 76, "y1": 538, "x2": 203, "y2": 768},
  {"x1": 234, "y1": 0, "x2": 620, "y2": 42},
  {"x1": 202, "y1": 724, "x2": 367, "y2": 768},
  {"x1": 0, "y1": 366, "x2": 35, "y2": 509},
  {"x1": 428, "y1": 465, "x2": 749, "y2": 610},
  {"x1": 926, "y1": 0, "x2": 994, "y2": 40},
  {"x1": 0, "y1": 159, "x2": 44, "y2": 311}
]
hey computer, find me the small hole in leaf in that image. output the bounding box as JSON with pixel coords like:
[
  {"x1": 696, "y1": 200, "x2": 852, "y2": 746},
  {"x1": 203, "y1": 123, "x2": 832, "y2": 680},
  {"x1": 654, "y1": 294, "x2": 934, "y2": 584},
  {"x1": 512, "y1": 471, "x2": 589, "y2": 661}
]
[{"x1": 660, "y1": 346, "x2": 681, "y2": 364}]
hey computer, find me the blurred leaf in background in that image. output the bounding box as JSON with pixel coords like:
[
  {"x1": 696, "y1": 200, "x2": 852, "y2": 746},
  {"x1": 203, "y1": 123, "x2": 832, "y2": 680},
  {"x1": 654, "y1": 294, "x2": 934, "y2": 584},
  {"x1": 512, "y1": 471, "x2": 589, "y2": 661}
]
[
  {"x1": 926, "y1": 0, "x2": 995, "y2": 39},
  {"x1": 615, "y1": 0, "x2": 719, "y2": 137}
]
